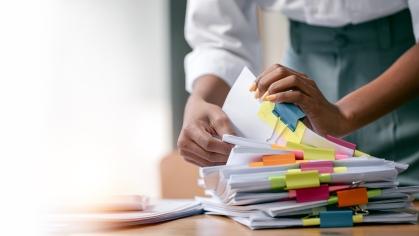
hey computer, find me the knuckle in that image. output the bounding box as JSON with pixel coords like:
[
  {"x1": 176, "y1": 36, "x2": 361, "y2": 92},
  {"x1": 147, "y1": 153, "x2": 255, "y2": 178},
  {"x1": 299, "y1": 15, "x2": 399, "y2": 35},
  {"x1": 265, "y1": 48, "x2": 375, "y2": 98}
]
[
  {"x1": 213, "y1": 116, "x2": 229, "y2": 127},
  {"x1": 294, "y1": 91, "x2": 304, "y2": 100},
  {"x1": 177, "y1": 137, "x2": 188, "y2": 150},
  {"x1": 271, "y1": 64, "x2": 281, "y2": 70},
  {"x1": 200, "y1": 136, "x2": 213, "y2": 150},
  {"x1": 289, "y1": 75, "x2": 299, "y2": 84},
  {"x1": 274, "y1": 67, "x2": 287, "y2": 77}
]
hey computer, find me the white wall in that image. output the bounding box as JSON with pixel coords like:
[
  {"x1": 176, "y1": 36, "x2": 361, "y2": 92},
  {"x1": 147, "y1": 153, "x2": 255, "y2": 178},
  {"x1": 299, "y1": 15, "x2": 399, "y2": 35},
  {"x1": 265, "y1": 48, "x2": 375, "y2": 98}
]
[
  {"x1": 1, "y1": 0, "x2": 171, "y2": 206},
  {"x1": 259, "y1": 11, "x2": 290, "y2": 69}
]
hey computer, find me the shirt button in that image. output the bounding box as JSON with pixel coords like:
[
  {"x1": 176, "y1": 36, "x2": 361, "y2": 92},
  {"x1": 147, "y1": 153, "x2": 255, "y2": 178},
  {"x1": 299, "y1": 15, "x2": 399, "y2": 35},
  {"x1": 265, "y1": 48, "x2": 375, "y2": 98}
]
[
  {"x1": 334, "y1": 34, "x2": 347, "y2": 47},
  {"x1": 311, "y1": 7, "x2": 318, "y2": 14}
]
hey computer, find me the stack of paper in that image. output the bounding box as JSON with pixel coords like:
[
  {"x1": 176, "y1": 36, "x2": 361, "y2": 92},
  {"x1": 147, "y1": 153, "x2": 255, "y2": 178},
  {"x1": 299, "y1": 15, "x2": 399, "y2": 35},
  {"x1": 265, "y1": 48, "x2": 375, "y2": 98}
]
[
  {"x1": 195, "y1": 67, "x2": 419, "y2": 229},
  {"x1": 42, "y1": 198, "x2": 203, "y2": 233}
]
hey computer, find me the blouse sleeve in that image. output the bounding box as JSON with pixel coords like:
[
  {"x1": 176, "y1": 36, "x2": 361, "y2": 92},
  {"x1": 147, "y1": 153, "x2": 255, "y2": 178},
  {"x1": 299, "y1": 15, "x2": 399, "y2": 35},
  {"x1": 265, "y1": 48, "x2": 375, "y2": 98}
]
[{"x1": 184, "y1": 0, "x2": 263, "y2": 92}]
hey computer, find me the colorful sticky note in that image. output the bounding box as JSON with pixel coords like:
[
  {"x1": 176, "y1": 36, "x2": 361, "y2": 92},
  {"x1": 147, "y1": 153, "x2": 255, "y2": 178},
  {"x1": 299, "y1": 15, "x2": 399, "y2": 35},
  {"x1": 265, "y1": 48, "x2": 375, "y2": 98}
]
[
  {"x1": 291, "y1": 150, "x2": 304, "y2": 160},
  {"x1": 257, "y1": 102, "x2": 307, "y2": 143},
  {"x1": 354, "y1": 150, "x2": 370, "y2": 158},
  {"x1": 263, "y1": 153, "x2": 296, "y2": 166},
  {"x1": 300, "y1": 161, "x2": 334, "y2": 174},
  {"x1": 282, "y1": 120, "x2": 307, "y2": 144},
  {"x1": 304, "y1": 147, "x2": 335, "y2": 160},
  {"x1": 271, "y1": 144, "x2": 286, "y2": 150},
  {"x1": 302, "y1": 218, "x2": 320, "y2": 226},
  {"x1": 257, "y1": 101, "x2": 287, "y2": 133},
  {"x1": 286, "y1": 141, "x2": 304, "y2": 150},
  {"x1": 296, "y1": 184, "x2": 330, "y2": 203},
  {"x1": 269, "y1": 176, "x2": 286, "y2": 190},
  {"x1": 326, "y1": 135, "x2": 356, "y2": 150},
  {"x1": 320, "y1": 211, "x2": 353, "y2": 228},
  {"x1": 285, "y1": 170, "x2": 320, "y2": 190},
  {"x1": 337, "y1": 187, "x2": 368, "y2": 207},
  {"x1": 249, "y1": 162, "x2": 264, "y2": 167}
]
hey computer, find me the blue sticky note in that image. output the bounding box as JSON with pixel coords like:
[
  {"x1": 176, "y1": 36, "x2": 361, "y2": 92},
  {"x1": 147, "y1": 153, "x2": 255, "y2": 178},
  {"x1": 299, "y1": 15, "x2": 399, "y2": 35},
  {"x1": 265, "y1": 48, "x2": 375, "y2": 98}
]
[
  {"x1": 320, "y1": 211, "x2": 353, "y2": 228},
  {"x1": 272, "y1": 103, "x2": 306, "y2": 132}
]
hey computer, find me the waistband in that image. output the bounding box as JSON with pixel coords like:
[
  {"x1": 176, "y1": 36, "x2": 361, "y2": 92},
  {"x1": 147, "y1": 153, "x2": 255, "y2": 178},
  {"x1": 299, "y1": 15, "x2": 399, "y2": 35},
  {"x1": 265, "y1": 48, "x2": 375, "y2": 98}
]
[{"x1": 289, "y1": 9, "x2": 415, "y2": 54}]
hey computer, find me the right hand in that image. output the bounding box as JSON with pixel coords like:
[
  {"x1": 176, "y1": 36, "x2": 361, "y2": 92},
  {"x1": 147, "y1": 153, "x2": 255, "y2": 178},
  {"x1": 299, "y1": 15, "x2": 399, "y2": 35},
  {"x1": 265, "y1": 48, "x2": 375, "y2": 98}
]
[{"x1": 177, "y1": 94, "x2": 236, "y2": 167}]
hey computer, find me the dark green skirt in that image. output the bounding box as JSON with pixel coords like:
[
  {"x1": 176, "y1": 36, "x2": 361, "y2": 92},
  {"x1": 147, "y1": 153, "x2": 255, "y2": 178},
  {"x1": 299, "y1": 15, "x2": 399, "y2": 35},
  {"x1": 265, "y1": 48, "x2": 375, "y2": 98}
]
[{"x1": 281, "y1": 9, "x2": 419, "y2": 193}]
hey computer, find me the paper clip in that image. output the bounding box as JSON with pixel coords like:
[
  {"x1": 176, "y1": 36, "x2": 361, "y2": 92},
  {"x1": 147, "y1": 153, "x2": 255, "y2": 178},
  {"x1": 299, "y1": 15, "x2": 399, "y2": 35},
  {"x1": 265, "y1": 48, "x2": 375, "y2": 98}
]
[
  {"x1": 266, "y1": 103, "x2": 306, "y2": 143},
  {"x1": 350, "y1": 205, "x2": 369, "y2": 215},
  {"x1": 349, "y1": 181, "x2": 364, "y2": 188}
]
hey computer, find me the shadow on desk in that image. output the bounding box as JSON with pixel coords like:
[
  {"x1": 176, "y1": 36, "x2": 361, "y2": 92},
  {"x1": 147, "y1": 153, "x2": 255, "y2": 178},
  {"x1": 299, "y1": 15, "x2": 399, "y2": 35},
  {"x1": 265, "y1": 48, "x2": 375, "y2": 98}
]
[{"x1": 160, "y1": 150, "x2": 206, "y2": 198}]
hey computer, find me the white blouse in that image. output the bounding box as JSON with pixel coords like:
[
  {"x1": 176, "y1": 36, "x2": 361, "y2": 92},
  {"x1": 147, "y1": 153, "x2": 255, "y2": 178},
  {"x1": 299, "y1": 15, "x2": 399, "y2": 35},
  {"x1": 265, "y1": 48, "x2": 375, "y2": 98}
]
[{"x1": 184, "y1": 0, "x2": 419, "y2": 92}]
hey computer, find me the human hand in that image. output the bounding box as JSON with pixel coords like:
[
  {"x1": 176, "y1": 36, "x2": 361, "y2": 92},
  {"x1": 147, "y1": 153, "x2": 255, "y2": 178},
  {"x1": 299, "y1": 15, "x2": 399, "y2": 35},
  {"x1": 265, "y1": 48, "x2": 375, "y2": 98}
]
[
  {"x1": 249, "y1": 64, "x2": 350, "y2": 137},
  {"x1": 177, "y1": 94, "x2": 236, "y2": 167}
]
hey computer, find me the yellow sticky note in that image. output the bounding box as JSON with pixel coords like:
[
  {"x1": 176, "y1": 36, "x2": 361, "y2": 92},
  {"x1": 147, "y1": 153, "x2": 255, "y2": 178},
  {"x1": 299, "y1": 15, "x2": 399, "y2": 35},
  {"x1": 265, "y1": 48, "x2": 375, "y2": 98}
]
[
  {"x1": 282, "y1": 120, "x2": 307, "y2": 143},
  {"x1": 257, "y1": 102, "x2": 287, "y2": 133},
  {"x1": 285, "y1": 170, "x2": 320, "y2": 190},
  {"x1": 302, "y1": 218, "x2": 320, "y2": 226},
  {"x1": 304, "y1": 147, "x2": 335, "y2": 160},
  {"x1": 333, "y1": 167, "x2": 347, "y2": 173},
  {"x1": 354, "y1": 150, "x2": 371, "y2": 158},
  {"x1": 257, "y1": 102, "x2": 307, "y2": 143},
  {"x1": 286, "y1": 141, "x2": 304, "y2": 150},
  {"x1": 353, "y1": 215, "x2": 363, "y2": 223}
]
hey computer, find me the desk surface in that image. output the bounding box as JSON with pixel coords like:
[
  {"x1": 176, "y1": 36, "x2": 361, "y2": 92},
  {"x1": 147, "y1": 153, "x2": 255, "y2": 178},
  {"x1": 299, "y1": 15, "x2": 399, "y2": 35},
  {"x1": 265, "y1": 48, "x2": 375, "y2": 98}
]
[{"x1": 72, "y1": 202, "x2": 419, "y2": 236}]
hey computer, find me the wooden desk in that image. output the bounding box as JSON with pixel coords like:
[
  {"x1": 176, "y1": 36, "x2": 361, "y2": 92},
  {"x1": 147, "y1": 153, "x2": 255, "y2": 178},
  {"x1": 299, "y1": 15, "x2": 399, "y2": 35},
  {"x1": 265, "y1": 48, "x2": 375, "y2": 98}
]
[{"x1": 72, "y1": 202, "x2": 419, "y2": 236}]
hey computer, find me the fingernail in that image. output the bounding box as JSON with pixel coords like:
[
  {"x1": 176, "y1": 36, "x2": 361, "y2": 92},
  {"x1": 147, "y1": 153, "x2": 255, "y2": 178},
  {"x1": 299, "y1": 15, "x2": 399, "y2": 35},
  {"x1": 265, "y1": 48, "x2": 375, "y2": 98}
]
[
  {"x1": 254, "y1": 89, "x2": 260, "y2": 99},
  {"x1": 249, "y1": 82, "x2": 257, "y2": 92},
  {"x1": 261, "y1": 91, "x2": 269, "y2": 101},
  {"x1": 266, "y1": 94, "x2": 276, "y2": 101}
]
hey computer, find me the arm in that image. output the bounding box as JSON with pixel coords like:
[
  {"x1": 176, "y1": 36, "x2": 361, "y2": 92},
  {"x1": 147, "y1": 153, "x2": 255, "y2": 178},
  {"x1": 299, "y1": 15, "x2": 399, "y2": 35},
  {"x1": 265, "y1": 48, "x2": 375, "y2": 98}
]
[
  {"x1": 252, "y1": 43, "x2": 419, "y2": 138},
  {"x1": 178, "y1": 0, "x2": 261, "y2": 166},
  {"x1": 336, "y1": 43, "x2": 419, "y2": 136}
]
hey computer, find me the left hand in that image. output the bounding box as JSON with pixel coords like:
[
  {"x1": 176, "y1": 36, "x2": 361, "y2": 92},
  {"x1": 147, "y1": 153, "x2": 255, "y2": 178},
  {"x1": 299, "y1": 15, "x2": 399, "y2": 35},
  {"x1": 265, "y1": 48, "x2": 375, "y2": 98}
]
[{"x1": 249, "y1": 64, "x2": 350, "y2": 138}]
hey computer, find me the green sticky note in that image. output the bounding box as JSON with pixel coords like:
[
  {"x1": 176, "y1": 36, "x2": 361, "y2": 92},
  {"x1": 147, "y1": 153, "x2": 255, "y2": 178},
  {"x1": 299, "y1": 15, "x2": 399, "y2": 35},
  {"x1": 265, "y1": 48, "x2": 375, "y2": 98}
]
[
  {"x1": 304, "y1": 147, "x2": 335, "y2": 160},
  {"x1": 269, "y1": 176, "x2": 286, "y2": 191},
  {"x1": 327, "y1": 196, "x2": 338, "y2": 204},
  {"x1": 286, "y1": 141, "x2": 304, "y2": 150},
  {"x1": 319, "y1": 173, "x2": 331, "y2": 183},
  {"x1": 354, "y1": 150, "x2": 371, "y2": 158},
  {"x1": 367, "y1": 189, "x2": 382, "y2": 198},
  {"x1": 285, "y1": 170, "x2": 320, "y2": 190}
]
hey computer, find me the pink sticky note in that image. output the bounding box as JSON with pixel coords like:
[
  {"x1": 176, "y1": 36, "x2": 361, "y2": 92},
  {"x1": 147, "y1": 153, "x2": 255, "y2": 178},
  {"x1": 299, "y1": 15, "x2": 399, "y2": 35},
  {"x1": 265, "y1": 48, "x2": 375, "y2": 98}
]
[
  {"x1": 288, "y1": 190, "x2": 296, "y2": 198},
  {"x1": 300, "y1": 161, "x2": 334, "y2": 174},
  {"x1": 335, "y1": 155, "x2": 348, "y2": 160},
  {"x1": 326, "y1": 135, "x2": 356, "y2": 150},
  {"x1": 296, "y1": 184, "x2": 330, "y2": 203},
  {"x1": 329, "y1": 185, "x2": 349, "y2": 192},
  {"x1": 291, "y1": 150, "x2": 304, "y2": 160}
]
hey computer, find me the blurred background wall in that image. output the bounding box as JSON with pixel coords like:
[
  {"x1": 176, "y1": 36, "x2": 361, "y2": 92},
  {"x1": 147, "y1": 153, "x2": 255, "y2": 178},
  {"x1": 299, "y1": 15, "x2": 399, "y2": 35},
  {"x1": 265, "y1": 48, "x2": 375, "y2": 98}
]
[{"x1": 0, "y1": 0, "x2": 289, "y2": 202}]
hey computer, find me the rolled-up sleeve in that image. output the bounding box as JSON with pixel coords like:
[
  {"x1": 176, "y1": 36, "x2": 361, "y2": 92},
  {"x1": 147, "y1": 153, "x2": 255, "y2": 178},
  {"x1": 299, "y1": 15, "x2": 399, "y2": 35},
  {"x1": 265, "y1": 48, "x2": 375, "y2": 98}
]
[
  {"x1": 184, "y1": 0, "x2": 263, "y2": 93},
  {"x1": 408, "y1": 0, "x2": 419, "y2": 42}
]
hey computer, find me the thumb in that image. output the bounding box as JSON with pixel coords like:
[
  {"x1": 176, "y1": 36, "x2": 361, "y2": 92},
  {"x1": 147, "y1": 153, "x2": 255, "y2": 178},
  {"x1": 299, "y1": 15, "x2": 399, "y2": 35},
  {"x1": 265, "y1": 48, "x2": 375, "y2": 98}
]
[{"x1": 211, "y1": 115, "x2": 237, "y2": 140}]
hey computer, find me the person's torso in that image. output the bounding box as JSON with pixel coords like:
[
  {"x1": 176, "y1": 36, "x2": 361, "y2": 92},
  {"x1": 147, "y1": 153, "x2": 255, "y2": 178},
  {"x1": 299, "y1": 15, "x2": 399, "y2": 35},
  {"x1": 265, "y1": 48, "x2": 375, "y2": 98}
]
[{"x1": 255, "y1": 0, "x2": 408, "y2": 27}]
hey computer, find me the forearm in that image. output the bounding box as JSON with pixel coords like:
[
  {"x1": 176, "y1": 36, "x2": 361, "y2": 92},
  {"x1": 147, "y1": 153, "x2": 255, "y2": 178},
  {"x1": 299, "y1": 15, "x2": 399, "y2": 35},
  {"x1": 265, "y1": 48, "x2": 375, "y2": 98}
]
[
  {"x1": 337, "y1": 43, "x2": 419, "y2": 136},
  {"x1": 191, "y1": 75, "x2": 231, "y2": 107}
]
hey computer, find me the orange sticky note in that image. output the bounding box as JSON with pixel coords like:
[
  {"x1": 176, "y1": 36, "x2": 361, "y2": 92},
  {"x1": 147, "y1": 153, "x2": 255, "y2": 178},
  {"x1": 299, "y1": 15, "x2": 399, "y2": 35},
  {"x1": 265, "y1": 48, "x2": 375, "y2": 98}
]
[
  {"x1": 271, "y1": 144, "x2": 286, "y2": 150},
  {"x1": 337, "y1": 187, "x2": 368, "y2": 207},
  {"x1": 249, "y1": 162, "x2": 264, "y2": 167},
  {"x1": 296, "y1": 160, "x2": 309, "y2": 163},
  {"x1": 263, "y1": 153, "x2": 296, "y2": 166}
]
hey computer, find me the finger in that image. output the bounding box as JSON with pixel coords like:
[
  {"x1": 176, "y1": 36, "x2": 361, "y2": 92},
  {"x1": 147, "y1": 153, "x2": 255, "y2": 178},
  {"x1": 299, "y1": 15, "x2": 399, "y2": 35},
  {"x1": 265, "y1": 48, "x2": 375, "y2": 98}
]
[
  {"x1": 209, "y1": 113, "x2": 237, "y2": 140},
  {"x1": 266, "y1": 75, "x2": 316, "y2": 99},
  {"x1": 257, "y1": 66, "x2": 293, "y2": 98},
  {"x1": 179, "y1": 137, "x2": 230, "y2": 163},
  {"x1": 250, "y1": 64, "x2": 281, "y2": 92},
  {"x1": 180, "y1": 149, "x2": 226, "y2": 167},
  {"x1": 184, "y1": 123, "x2": 233, "y2": 155},
  {"x1": 266, "y1": 90, "x2": 314, "y2": 109}
]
